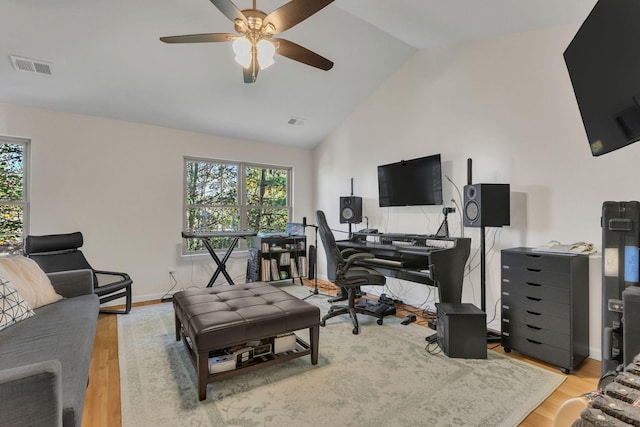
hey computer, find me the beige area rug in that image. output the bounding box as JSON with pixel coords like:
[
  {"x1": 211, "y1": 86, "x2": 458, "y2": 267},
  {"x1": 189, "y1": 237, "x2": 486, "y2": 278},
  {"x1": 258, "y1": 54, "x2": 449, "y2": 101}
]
[{"x1": 118, "y1": 284, "x2": 565, "y2": 426}]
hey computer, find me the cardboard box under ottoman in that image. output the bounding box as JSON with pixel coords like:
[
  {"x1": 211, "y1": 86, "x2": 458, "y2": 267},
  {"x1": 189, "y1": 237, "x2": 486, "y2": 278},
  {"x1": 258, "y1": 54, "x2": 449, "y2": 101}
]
[{"x1": 173, "y1": 282, "x2": 320, "y2": 400}]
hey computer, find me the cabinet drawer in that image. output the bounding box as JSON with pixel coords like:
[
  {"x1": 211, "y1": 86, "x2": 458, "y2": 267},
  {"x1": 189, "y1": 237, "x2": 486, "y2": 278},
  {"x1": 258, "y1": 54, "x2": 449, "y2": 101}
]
[
  {"x1": 502, "y1": 280, "x2": 570, "y2": 304},
  {"x1": 502, "y1": 309, "x2": 570, "y2": 335},
  {"x1": 502, "y1": 293, "x2": 569, "y2": 319},
  {"x1": 502, "y1": 322, "x2": 570, "y2": 350},
  {"x1": 502, "y1": 336, "x2": 571, "y2": 369},
  {"x1": 502, "y1": 267, "x2": 570, "y2": 288},
  {"x1": 502, "y1": 251, "x2": 571, "y2": 273}
]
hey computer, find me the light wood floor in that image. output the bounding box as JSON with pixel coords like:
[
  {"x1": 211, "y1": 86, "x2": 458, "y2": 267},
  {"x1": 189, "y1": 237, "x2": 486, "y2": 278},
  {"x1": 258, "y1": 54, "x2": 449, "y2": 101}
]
[{"x1": 81, "y1": 280, "x2": 600, "y2": 427}]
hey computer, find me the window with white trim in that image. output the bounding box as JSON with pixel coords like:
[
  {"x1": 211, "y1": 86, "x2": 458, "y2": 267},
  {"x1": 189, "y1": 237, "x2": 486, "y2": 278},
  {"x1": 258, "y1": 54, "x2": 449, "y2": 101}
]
[
  {"x1": 183, "y1": 157, "x2": 291, "y2": 253},
  {"x1": 0, "y1": 136, "x2": 29, "y2": 256}
]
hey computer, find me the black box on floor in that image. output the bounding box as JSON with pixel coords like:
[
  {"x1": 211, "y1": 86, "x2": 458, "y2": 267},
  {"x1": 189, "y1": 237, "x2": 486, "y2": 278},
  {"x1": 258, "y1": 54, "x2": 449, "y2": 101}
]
[{"x1": 436, "y1": 303, "x2": 487, "y2": 359}]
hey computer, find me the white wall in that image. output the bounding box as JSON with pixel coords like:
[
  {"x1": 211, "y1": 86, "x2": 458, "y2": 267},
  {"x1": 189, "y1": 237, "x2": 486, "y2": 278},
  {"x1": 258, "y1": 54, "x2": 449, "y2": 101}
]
[
  {"x1": 0, "y1": 104, "x2": 314, "y2": 302},
  {"x1": 314, "y1": 24, "x2": 640, "y2": 360}
]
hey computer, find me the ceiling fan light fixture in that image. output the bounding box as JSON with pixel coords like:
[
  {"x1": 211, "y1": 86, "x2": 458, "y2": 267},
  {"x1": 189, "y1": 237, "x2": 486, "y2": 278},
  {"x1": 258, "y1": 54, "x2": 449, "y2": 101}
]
[
  {"x1": 232, "y1": 37, "x2": 251, "y2": 56},
  {"x1": 257, "y1": 39, "x2": 275, "y2": 70},
  {"x1": 232, "y1": 37, "x2": 252, "y2": 68}
]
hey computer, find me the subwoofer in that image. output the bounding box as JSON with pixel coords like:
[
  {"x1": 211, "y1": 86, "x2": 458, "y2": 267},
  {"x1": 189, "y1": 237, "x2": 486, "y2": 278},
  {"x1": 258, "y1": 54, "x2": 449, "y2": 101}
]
[
  {"x1": 463, "y1": 184, "x2": 510, "y2": 228},
  {"x1": 339, "y1": 196, "x2": 362, "y2": 224}
]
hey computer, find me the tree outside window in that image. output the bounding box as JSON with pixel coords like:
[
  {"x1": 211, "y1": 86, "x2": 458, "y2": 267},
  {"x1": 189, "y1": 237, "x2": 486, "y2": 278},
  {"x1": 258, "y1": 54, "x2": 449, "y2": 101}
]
[
  {"x1": 184, "y1": 158, "x2": 291, "y2": 253},
  {"x1": 0, "y1": 138, "x2": 29, "y2": 256}
]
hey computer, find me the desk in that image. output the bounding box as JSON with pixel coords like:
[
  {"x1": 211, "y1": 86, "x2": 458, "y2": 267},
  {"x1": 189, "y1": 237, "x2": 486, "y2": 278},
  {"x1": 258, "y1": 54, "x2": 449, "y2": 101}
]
[
  {"x1": 182, "y1": 230, "x2": 257, "y2": 286},
  {"x1": 337, "y1": 233, "x2": 471, "y2": 304}
]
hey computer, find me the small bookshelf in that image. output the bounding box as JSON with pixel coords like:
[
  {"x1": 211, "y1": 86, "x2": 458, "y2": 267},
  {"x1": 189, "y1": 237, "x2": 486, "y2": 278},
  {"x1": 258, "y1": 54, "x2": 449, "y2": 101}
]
[{"x1": 249, "y1": 235, "x2": 307, "y2": 284}]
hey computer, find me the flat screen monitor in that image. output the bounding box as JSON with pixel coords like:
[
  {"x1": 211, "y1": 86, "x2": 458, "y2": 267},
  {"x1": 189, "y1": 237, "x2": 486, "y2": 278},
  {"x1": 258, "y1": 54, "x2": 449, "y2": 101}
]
[
  {"x1": 378, "y1": 154, "x2": 443, "y2": 207},
  {"x1": 564, "y1": 0, "x2": 640, "y2": 156}
]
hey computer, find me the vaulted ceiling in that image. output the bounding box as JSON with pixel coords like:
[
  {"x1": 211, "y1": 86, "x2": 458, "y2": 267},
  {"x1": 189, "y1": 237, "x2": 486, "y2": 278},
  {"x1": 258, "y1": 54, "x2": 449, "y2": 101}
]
[{"x1": 0, "y1": 0, "x2": 596, "y2": 148}]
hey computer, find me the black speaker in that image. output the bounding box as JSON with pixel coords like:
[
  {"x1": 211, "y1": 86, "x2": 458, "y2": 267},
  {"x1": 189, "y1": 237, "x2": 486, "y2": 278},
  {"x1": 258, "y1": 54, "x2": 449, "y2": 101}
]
[
  {"x1": 463, "y1": 183, "x2": 510, "y2": 228},
  {"x1": 339, "y1": 196, "x2": 362, "y2": 224},
  {"x1": 436, "y1": 303, "x2": 487, "y2": 359}
]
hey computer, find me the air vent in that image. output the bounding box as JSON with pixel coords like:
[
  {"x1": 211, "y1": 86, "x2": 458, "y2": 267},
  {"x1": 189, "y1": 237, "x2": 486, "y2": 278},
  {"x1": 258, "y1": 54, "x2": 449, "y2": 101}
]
[
  {"x1": 9, "y1": 55, "x2": 53, "y2": 76},
  {"x1": 288, "y1": 117, "x2": 305, "y2": 126}
]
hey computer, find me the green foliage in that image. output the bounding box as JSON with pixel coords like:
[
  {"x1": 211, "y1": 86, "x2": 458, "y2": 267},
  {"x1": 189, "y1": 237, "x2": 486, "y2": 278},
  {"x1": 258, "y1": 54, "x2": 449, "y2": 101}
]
[
  {"x1": 185, "y1": 160, "x2": 290, "y2": 252},
  {"x1": 0, "y1": 143, "x2": 25, "y2": 255}
]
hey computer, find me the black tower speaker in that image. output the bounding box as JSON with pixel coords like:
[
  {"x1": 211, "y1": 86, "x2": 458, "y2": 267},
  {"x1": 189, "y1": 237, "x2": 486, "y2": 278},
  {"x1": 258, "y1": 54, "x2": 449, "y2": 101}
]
[
  {"x1": 339, "y1": 196, "x2": 362, "y2": 224},
  {"x1": 436, "y1": 303, "x2": 487, "y2": 359},
  {"x1": 463, "y1": 183, "x2": 510, "y2": 228}
]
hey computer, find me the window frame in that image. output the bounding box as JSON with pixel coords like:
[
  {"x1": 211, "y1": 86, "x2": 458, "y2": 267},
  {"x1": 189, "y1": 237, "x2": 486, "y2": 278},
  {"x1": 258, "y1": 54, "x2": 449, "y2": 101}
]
[
  {"x1": 0, "y1": 135, "x2": 30, "y2": 255},
  {"x1": 182, "y1": 156, "x2": 292, "y2": 255}
]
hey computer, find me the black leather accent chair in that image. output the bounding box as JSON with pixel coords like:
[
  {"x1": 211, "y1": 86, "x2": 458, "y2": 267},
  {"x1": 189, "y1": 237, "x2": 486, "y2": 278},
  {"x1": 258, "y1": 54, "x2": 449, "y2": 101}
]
[
  {"x1": 24, "y1": 232, "x2": 133, "y2": 314},
  {"x1": 316, "y1": 210, "x2": 387, "y2": 334}
]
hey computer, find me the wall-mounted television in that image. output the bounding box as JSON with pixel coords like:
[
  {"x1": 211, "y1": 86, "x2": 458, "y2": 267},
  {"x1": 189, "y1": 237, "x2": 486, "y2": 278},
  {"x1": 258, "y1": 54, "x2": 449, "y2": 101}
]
[
  {"x1": 378, "y1": 154, "x2": 443, "y2": 207},
  {"x1": 564, "y1": 0, "x2": 640, "y2": 156}
]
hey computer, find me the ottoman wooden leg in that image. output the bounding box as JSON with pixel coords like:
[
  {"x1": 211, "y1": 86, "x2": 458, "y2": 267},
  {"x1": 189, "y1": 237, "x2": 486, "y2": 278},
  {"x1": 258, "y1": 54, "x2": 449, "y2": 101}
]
[
  {"x1": 175, "y1": 312, "x2": 181, "y2": 341},
  {"x1": 198, "y1": 351, "x2": 209, "y2": 401},
  {"x1": 310, "y1": 325, "x2": 319, "y2": 365}
]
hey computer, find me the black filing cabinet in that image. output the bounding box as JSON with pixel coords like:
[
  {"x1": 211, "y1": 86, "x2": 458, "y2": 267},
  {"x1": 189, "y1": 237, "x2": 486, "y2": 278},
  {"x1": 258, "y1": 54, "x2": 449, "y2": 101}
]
[{"x1": 501, "y1": 247, "x2": 589, "y2": 373}]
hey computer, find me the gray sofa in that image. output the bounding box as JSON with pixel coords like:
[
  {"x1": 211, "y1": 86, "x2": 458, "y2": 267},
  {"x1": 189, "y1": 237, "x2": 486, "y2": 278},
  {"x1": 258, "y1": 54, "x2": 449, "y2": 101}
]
[{"x1": 0, "y1": 269, "x2": 100, "y2": 427}]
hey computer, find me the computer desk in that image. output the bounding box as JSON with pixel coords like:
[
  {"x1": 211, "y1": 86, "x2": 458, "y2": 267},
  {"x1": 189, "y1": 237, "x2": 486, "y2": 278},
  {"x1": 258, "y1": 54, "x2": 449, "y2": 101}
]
[
  {"x1": 336, "y1": 233, "x2": 471, "y2": 304},
  {"x1": 181, "y1": 230, "x2": 257, "y2": 286}
]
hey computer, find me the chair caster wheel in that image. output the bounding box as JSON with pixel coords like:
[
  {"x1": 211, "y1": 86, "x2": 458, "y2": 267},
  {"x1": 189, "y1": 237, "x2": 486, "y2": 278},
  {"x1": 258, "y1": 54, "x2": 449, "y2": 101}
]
[
  {"x1": 320, "y1": 320, "x2": 326, "y2": 327},
  {"x1": 377, "y1": 319, "x2": 383, "y2": 325},
  {"x1": 504, "y1": 348, "x2": 511, "y2": 353},
  {"x1": 352, "y1": 328, "x2": 359, "y2": 335},
  {"x1": 561, "y1": 368, "x2": 570, "y2": 374}
]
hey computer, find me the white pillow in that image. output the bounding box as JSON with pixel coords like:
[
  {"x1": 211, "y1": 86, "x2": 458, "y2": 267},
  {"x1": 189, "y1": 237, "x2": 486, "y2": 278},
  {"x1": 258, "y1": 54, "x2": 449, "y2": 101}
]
[
  {"x1": 0, "y1": 256, "x2": 62, "y2": 308},
  {"x1": 0, "y1": 277, "x2": 35, "y2": 331}
]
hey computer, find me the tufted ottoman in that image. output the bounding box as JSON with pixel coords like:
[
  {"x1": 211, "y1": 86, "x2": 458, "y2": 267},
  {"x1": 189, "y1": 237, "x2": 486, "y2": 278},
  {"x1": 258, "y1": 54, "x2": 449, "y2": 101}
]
[{"x1": 173, "y1": 282, "x2": 320, "y2": 400}]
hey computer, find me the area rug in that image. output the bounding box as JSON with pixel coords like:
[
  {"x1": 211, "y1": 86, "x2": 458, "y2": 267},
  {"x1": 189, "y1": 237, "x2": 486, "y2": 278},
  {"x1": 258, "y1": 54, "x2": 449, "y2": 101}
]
[{"x1": 118, "y1": 284, "x2": 565, "y2": 427}]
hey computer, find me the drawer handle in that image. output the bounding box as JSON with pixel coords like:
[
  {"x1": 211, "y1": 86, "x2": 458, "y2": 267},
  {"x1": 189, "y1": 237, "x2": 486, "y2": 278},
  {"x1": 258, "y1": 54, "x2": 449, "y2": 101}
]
[
  {"x1": 525, "y1": 282, "x2": 542, "y2": 287},
  {"x1": 502, "y1": 291, "x2": 510, "y2": 296},
  {"x1": 525, "y1": 254, "x2": 542, "y2": 258},
  {"x1": 502, "y1": 305, "x2": 510, "y2": 310},
  {"x1": 502, "y1": 332, "x2": 510, "y2": 337},
  {"x1": 526, "y1": 310, "x2": 541, "y2": 316},
  {"x1": 502, "y1": 318, "x2": 510, "y2": 323},
  {"x1": 526, "y1": 338, "x2": 542, "y2": 345},
  {"x1": 526, "y1": 296, "x2": 542, "y2": 302},
  {"x1": 526, "y1": 268, "x2": 541, "y2": 272},
  {"x1": 526, "y1": 324, "x2": 541, "y2": 331}
]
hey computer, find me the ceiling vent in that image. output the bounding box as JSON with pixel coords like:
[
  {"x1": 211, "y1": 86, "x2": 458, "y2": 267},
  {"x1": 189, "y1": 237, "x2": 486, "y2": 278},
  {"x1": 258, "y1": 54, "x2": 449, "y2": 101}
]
[
  {"x1": 288, "y1": 117, "x2": 305, "y2": 126},
  {"x1": 9, "y1": 55, "x2": 53, "y2": 76}
]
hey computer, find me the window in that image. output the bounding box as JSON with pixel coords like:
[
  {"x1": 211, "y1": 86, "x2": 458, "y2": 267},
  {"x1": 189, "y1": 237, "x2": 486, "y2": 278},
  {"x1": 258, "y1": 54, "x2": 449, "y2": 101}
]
[
  {"x1": 184, "y1": 157, "x2": 291, "y2": 253},
  {"x1": 0, "y1": 137, "x2": 29, "y2": 256}
]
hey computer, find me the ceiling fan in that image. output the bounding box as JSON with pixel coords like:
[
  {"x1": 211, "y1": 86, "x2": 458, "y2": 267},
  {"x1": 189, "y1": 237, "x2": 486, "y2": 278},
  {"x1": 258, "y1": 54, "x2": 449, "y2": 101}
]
[{"x1": 160, "y1": 0, "x2": 334, "y2": 83}]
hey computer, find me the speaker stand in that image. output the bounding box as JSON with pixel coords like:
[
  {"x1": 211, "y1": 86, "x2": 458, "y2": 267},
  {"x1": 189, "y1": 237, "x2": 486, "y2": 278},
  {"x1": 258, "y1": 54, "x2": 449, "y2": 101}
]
[
  {"x1": 480, "y1": 225, "x2": 501, "y2": 343},
  {"x1": 302, "y1": 223, "x2": 331, "y2": 300}
]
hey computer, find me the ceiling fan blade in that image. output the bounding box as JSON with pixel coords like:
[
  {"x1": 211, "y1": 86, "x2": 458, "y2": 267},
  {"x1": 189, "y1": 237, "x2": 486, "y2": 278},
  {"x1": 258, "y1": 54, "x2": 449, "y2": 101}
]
[
  {"x1": 209, "y1": 0, "x2": 246, "y2": 24},
  {"x1": 243, "y1": 51, "x2": 258, "y2": 83},
  {"x1": 160, "y1": 33, "x2": 236, "y2": 43},
  {"x1": 272, "y1": 38, "x2": 333, "y2": 71},
  {"x1": 264, "y1": 0, "x2": 334, "y2": 34}
]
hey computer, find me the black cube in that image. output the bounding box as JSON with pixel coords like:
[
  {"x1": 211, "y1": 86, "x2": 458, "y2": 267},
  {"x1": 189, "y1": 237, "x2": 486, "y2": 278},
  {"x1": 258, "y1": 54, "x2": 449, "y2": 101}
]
[{"x1": 436, "y1": 303, "x2": 487, "y2": 359}]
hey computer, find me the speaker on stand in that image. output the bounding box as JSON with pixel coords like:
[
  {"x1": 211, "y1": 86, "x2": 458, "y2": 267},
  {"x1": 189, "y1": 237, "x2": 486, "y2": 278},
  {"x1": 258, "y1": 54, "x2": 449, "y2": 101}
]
[{"x1": 463, "y1": 160, "x2": 510, "y2": 343}]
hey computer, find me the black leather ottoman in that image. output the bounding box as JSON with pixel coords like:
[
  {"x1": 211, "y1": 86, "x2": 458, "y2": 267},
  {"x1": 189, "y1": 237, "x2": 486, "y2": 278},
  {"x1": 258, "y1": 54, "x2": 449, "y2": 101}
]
[{"x1": 173, "y1": 282, "x2": 320, "y2": 400}]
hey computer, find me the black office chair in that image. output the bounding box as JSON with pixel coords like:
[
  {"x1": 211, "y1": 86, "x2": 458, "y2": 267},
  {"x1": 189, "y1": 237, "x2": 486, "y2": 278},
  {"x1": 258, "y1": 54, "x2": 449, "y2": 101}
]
[
  {"x1": 24, "y1": 232, "x2": 133, "y2": 314},
  {"x1": 316, "y1": 210, "x2": 387, "y2": 334}
]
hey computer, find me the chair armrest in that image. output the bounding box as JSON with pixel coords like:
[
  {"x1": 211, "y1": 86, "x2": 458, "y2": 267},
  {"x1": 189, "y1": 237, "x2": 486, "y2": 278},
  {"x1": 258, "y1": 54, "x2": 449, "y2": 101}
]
[
  {"x1": 0, "y1": 361, "x2": 63, "y2": 427},
  {"x1": 47, "y1": 269, "x2": 95, "y2": 298},
  {"x1": 343, "y1": 252, "x2": 374, "y2": 270},
  {"x1": 340, "y1": 248, "x2": 359, "y2": 258},
  {"x1": 93, "y1": 270, "x2": 132, "y2": 286}
]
